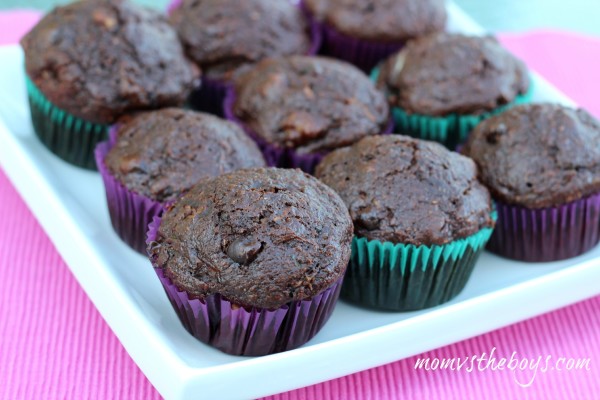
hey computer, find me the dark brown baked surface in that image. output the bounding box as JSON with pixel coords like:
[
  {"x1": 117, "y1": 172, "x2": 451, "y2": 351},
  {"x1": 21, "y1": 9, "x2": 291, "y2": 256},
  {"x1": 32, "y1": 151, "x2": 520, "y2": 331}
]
[
  {"x1": 233, "y1": 56, "x2": 389, "y2": 154},
  {"x1": 376, "y1": 34, "x2": 530, "y2": 116},
  {"x1": 463, "y1": 103, "x2": 600, "y2": 209},
  {"x1": 304, "y1": 0, "x2": 446, "y2": 42},
  {"x1": 21, "y1": 0, "x2": 198, "y2": 124},
  {"x1": 170, "y1": 0, "x2": 312, "y2": 81},
  {"x1": 315, "y1": 135, "x2": 494, "y2": 245},
  {"x1": 149, "y1": 168, "x2": 353, "y2": 309},
  {"x1": 105, "y1": 108, "x2": 265, "y2": 203}
]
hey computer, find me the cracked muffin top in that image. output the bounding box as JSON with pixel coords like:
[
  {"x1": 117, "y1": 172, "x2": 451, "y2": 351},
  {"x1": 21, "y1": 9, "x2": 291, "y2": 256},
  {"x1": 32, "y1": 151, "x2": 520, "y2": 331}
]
[
  {"x1": 463, "y1": 103, "x2": 600, "y2": 209},
  {"x1": 148, "y1": 168, "x2": 353, "y2": 309},
  {"x1": 21, "y1": 0, "x2": 198, "y2": 124},
  {"x1": 304, "y1": 0, "x2": 446, "y2": 42},
  {"x1": 315, "y1": 135, "x2": 494, "y2": 245},
  {"x1": 105, "y1": 108, "x2": 265, "y2": 203},
  {"x1": 233, "y1": 56, "x2": 389, "y2": 154},
  {"x1": 376, "y1": 33, "x2": 530, "y2": 116},
  {"x1": 170, "y1": 0, "x2": 313, "y2": 81}
]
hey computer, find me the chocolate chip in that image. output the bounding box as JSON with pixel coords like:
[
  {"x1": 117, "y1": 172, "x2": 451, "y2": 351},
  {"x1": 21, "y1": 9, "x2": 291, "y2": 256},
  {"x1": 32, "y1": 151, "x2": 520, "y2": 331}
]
[
  {"x1": 147, "y1": 241, "x2": 161, "y2": 252},
  {"x1": 486, "y1": 123, "x2": 507, "y2": 144},
  {"x1": 227, "y1": 238, "x2": 263, "y2": 265}
]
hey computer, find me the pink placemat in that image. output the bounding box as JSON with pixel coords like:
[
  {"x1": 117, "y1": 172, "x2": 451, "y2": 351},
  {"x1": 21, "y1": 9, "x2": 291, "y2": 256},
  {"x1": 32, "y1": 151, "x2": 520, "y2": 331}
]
[
  {"x1": 499, "y1": 31, "x2": 600, "y2": 118},
  {"x1": 1, "y1": 12, "x2": 599, "y2": 399},
  {"x1": 0, "y1": 11, "x2": 40, "y2": 46}
]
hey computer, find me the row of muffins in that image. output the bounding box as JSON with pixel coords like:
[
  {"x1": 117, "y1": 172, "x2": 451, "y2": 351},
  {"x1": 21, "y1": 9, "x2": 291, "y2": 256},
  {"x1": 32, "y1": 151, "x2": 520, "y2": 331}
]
[
  {"x1": 22, "y1": 0, "x2": 531, "y2": 170},
  {"x1": 22, "y1": 0, "x2": 531, "y2": 172},
  {"x1": 20, "y1": 0, "x2": 600, "y2": 357},
  {"x1": 101, "y1": 101, "x2": 600, "y2": 356}
]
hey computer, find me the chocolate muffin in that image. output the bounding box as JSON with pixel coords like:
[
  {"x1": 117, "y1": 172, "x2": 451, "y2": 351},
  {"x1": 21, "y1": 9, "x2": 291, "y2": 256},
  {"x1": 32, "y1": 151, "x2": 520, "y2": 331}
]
[
  {"x1": 464, "y1": 104, "x2": 600, "y2": 208},
  {"x1": 96, "y1": 108, "x2": 265, "y2": 254},
  {"x1": 22, "y1": 0, "x2": 198, "y2": 125},
  {"x1": 302, "y1": 0, "x2": 447, "y2": 71},
  {"x1": 148, "y1": 168, "x2": 353, "y2": 355},
  {"x1": 228, "y1": 56, "x2": 390, "y2": 172},
  {"x1": 304, "y1": 0, "x2": 446, "y2": 42},
  {"x1": 151, "y1": 167, "x2": 352, "y2": 308},
  {"x1": 378, "y1": 34, "x2": 529, "y2": 116},
  {"x1": 463, "y1": 103, "x2": 600, "y2": 262},
  {"x1": 376, "y1": 33, "x2": 531, "y2": 148},
  {"x1": 105, "y1": 108, "x2": 265, "y2": 203},
  {"x1": 170, "y1": 0, "x2": 314, "y2": 82},
  {"x1": 316, "y1": 135, "x2": 494, "y2": 244},
  {"x1": 21, "y1": 0, "x2": 198, "y2": 169},
  {"x1": 169, "y1": 0, "x2": 317, "y2": 116},
  {"x1": 315, "y1": 135, "x2": 496, "y2": 310}
]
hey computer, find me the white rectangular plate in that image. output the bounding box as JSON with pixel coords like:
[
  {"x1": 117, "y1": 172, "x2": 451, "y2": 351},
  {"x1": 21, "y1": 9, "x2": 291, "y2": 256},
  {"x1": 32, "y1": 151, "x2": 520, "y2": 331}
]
[{"x1": 1, "y1": 4, "x2": 599, "y2": 399}]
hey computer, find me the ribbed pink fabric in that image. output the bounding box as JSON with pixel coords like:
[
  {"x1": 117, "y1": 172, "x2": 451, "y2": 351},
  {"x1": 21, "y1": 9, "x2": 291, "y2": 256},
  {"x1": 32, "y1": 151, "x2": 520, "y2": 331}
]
[
  {"x1": 0, "y1": 169, "x2": 161, "y2": 400},
  {"x1": 1, "y1": 12, "x2": 599, "y2": 399}
]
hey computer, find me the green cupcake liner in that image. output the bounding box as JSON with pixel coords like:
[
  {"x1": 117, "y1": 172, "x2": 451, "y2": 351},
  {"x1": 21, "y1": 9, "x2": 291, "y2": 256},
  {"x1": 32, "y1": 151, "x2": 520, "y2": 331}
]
[
  {"x1": 26, "y1": 75, "x2": 109, "y2": 170},
  {"x1": 371, "y1": 67, "x2": 534, "y2": 149},
  {"x1": 341, "y1": 215, "x2": 496, "y2": 311}
]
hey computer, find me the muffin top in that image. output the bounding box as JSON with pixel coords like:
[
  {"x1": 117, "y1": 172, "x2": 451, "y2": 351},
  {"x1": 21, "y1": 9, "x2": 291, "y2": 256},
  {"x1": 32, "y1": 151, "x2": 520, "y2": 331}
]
[
  {"x1": 170, "y1": 0, "x2": 313, "y2": 81},
  {"x1": 304, "y1": 0, "x2": 446, "y2": 42},
  {"x1": 463, "y1": 104, "x2": 600, "y2": 209},
  {"x1": 149, "y1": 168, "x2": 353, "y2": 309},
  {"x1": 233, "y1": 56, "x2": 389, "y2": 154},
  {"x1": 315, "y1": 135, "x2": 494, "y2": 245},
  {"x1": 105, "y1": 108, "x2": 265, "y2": 203},
  {"x1": 376, "y1": 34, "x2": 530, "y2": 116},
  {"x1": 21, "y1": 0, "x2": 198, "y2": 125}
]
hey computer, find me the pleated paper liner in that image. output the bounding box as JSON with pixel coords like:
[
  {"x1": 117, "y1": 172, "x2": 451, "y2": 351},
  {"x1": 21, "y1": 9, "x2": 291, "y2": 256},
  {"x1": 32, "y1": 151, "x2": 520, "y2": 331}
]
[
  {"x1": 95, "y1": 139, "x2": 164, "y2": 254},
  {"x1": 186, "y1": 77, "x2": 229, "y2": 117},
  {"x1": 26, "y1": 75, "x2": 109, "y2": 170},
  {"x1": 300, "y1": 1, "x2": 404, "y2": 73},
  {"x1": 166, "y1": 0, "x2": 182, "y2": 14},
  {"x1": 342, "y1": 218, "x2": 496, "y2": 311},
  {"x1": 370, "y1": 67, "x2": 534, "y2": 149},
  {"x1": 169, "y1": 0, "x2": 322, "y2": 117},
  {"x1": 147, "y1": 217, "x2": 343, "y2": 356},
  {"x1": 488, "y1": 193, "x2": 600, "y2": 262},
  {"x1": 223, "y1": 88, "x2": 394, "y2": 174}
]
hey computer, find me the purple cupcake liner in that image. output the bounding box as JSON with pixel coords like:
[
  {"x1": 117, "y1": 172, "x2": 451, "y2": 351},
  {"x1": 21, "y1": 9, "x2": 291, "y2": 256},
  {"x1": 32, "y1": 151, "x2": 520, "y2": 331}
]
[
  {"x1": 95, "y1": 139, "x2": 164, "y2": 255},
  {"x1": 301, "y1": 1, "x2": 404, "y2": 73},
  {"x1": 147, "y1": 217, "x2": 343, "y2": 356},
  {"x1": 187, "y1": 77, "x2": 229, "y2": 117},
  {"x1": 108, "y1": 124, "x2": 119, "y2": 145},
  {"x1": 223, "y1": 89, "x2": 393, "y2": 174},
  {"x1": 169, "y1": 0, "x2": 322, "y2": 117},
  {"x1": 166, "y1": 0, "x2": 182, "y2": 14},
  {"x1": 487, "y1": 192, "x2": 600, "y2": 262}
]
